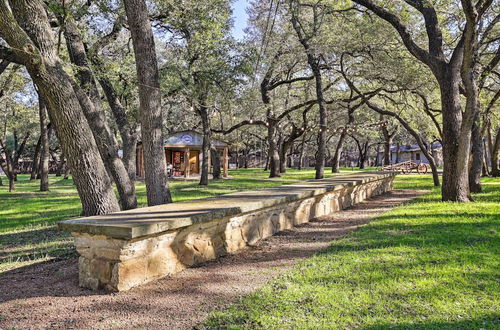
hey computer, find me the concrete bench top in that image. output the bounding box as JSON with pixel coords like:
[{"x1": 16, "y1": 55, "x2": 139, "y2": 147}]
[{"x1": 58, "y1": 171, "x2": 396, "y2": 240}]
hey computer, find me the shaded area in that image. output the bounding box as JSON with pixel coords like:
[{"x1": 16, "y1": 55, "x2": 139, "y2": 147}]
[{"x1": 0, "y1": 190, "x2": 422, "y2": 329}]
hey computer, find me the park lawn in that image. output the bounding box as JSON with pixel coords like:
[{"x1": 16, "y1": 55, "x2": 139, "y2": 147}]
[
  {"x1": 203, "y1": 178, "x2": 500, "y2": 329},
  {"x1": 0, "y1": 168, "x2": 366, "y2": 273}
]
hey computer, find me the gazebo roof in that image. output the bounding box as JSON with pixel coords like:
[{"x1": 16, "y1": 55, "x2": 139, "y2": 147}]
[{"x1": 163, "y1": 130, "x2": 229, "y2": 147}]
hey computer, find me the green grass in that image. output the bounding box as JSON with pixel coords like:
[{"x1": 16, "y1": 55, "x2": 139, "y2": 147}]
[
  {"x1": 202, "y1": 177, "x2": 500, "y2": 329},
  {"x1": 0, "y1": 168, "x2": 366, "y2": 233},
  {"x1": 0, "y1": 167, "x2": 367, "y2": 273}
]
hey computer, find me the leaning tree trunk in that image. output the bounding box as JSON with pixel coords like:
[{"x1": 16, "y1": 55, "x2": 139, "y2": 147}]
[
  {"x1": 1, "y1": 0, "x2": 120, "y2": 215},
  {"x1": 332, "y1": 132, "x2": 346, "y2": 173},
  {"x1": 95, "y1": 71, "x2": 139, "y2": 181},
  {"x1": 63, "y1": 18, "x2": 137, "y2": 210},
  {"x1": 124, "y1": 0, "x2": 171, "y2": 205},
  {"x1": 38, "y1": 94, "x2": 50, "y2": 191}
]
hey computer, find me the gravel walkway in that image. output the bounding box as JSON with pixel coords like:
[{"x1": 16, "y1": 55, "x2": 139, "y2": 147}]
[{"x1": 0, "y1": 189, "x2": 425, "y2": 329}]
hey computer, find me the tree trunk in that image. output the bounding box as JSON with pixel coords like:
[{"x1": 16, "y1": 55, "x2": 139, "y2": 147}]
[
  {"x1": 491, "y1": 127, "x2": 500, "y2": 176},
  {"x1": 38, "y1": 94, "x2": 50, "y2": 191},
  {"x1": 62, "y1": 18, "x2": 137, "y2": 210},
  {"x1": 469, "y1": 115, "x2": 482, "y2": 192},
  {"x1": 290, "y1": 9, "x2": 326, "y2": 179},
  {"x1": 1, "y1": 0, "x2": 120, "y2": 215},
  {"x1": 312, "y1": 66, "x2": 327, "y2": 179},
  {"x1": 439, "y1": 75, "x2": 472, "y2": 201},
  {"x1": 383, "y1": 134, "x2": 392, "y2": 165},
  {"x1": 298, "y1": 133, "x2": 306, "y2": 170},
  {"x1": 482, "y1": 138, "x2": 490, "y2": 176},
  {"x1": 268, "y1": 122, "x2": 280, "y2": 178},
  {"x1": 122, "y1": 133, "x2": 138, "y2": 181},
  {"x1": 211, "y1": 147, "x2": 221, "y2": 180},
  {"x1": 279, "y1": 137, "x2": 287, "y2": 174},
  {"x1": 332, "y1": 132, "x2": 346, "y2": 173},
  {"x1": 8, "y1": 172, "x2": 14, "y2": 192},
  {"x1": 124, "y1": 0, "x2": 171, "y2": 205},
  {"x1": 199, "y1": 104, "x2": 211, "y2": 186},
  {"x1": 96, "y1": 70, "x2": 139, "y2": 181},
  {"x1": 55, "y1": 153, "x2": 64, "y2": 177},
  {"x1": 30, "y1": 135, "x2": 41, "y2": 180}
]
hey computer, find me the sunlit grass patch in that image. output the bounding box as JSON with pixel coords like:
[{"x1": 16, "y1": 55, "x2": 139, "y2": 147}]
[{"x1": 202, "y1": 178, "x2": 500, "y2": 329}]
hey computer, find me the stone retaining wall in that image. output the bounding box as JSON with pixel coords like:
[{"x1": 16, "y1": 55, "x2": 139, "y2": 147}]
[{"x1": 59, "y1": 172, "x2": 396, "y2": 291}]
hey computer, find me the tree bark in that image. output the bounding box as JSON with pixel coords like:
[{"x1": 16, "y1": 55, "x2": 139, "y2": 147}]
[
  {"x1": 61, "y1": 17, "x2": 137, "y2": 210},
  {"x1": 0, "y1": 0, "x2": 120, "y2": 215},
  {"x1": 211, "y1": 147, "x2": 221, "y2": 180},
  {"x1": 123, "y1": 0, "x2": 172, "y2": 205},
  {"x1": 350, "y1": 0, "x2": 492, "y2": 201},
  {"x1": 298, "y1": 133, "x2": 306, "y2": 170},
  {"x1": 290, "y1": 6, "x2": 326, "y2": 179},
  {"x1": 30, "y1": 135, "x2": 41, "y2": 180},
  {"x1": 469, "y1": 115, "x2": 483, "y2": 192},
  {"x1": 491, "y1": 127, "x2": 500, "y2": 176},
  {"x1": 96, "y1": 76, "x2": 139, "y2": 181},
  {"x1": 438, "y1": 75, "x2": 472, "y2": 200},
  {"x1": 38, "y1": 93, "x2": 50, "y2": 191},
  {"x1": 267, "y1": 122, "x2": 281, "y2": 177},
  {"x1": 199, "y1": 101, "x2": 211, "y2": 186},
  {"x1": 380, "y1": 116, "x2": 396, "y2": 166},
  {"x1": 55, "y1": 153, "x2": 64, "y2": 177}
]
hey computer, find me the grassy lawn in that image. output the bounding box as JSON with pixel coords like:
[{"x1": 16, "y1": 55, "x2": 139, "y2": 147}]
[
  {"x1": 1, "y1": 170, "x2": 498, "y2": 328},
  {"x1": 203, "y1": 177, "x2": 500, "y2": 329},
  {"x1": 0, "y1": 167, "x2": 369, "y2": 273}
]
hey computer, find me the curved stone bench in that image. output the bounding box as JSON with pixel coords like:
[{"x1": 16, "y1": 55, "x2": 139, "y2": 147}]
[{"x1": 58, "y1": 171, "x2": 396, "y2": 291}]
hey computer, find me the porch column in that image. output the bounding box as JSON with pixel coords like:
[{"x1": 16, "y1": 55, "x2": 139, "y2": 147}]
[
  {"x1": 184, "y1": 147, "x2": 190, "y2": 178},
  {"x1": 223, "y1": 147, "x2": 228, "y2": 178}
]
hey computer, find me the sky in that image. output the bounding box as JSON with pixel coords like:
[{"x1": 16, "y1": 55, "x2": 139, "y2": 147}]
[{"x1": 231, "y1": 0, "x2": 250, "y2": 40}]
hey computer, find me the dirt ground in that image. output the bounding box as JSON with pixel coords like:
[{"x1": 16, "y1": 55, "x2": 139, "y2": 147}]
[{"x1": 0, "y1": 189, "x2": 425, "y2": 330}]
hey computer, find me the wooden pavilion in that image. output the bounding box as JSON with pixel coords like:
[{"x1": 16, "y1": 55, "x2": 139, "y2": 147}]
[{"x1": 136, "y1": 130, "x2": 229, "y2": 178}]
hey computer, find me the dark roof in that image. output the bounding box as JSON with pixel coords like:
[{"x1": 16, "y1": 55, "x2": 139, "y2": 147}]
[
  {"x1": 163, "y1": 130, "x2": 229, "y2": 146},
  {"x1": 388, "y1": 143, "x2": 442, "y2": 153}
]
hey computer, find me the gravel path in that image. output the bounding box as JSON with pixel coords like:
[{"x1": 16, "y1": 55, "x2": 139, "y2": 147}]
[{"x1": 0, "y1": 189, "x2": 425, "y2": 329}]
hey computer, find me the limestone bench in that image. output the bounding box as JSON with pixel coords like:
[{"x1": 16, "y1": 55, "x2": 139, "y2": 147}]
[{"x1": 58, "y1": 171, "x2": 396, "y2": 291}]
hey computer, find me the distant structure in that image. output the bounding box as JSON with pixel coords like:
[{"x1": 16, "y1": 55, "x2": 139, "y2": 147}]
[
  {"x1": 136, "y1": 130, "x2": 229, "y2": 178},
  {"x1": 377, "y1": 143, "x2": 443, "y2": 166}
]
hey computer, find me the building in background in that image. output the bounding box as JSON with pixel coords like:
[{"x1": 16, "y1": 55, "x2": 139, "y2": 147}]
[{"x1": 136, "y1": 130, "x2": 229, "y2": 178}]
